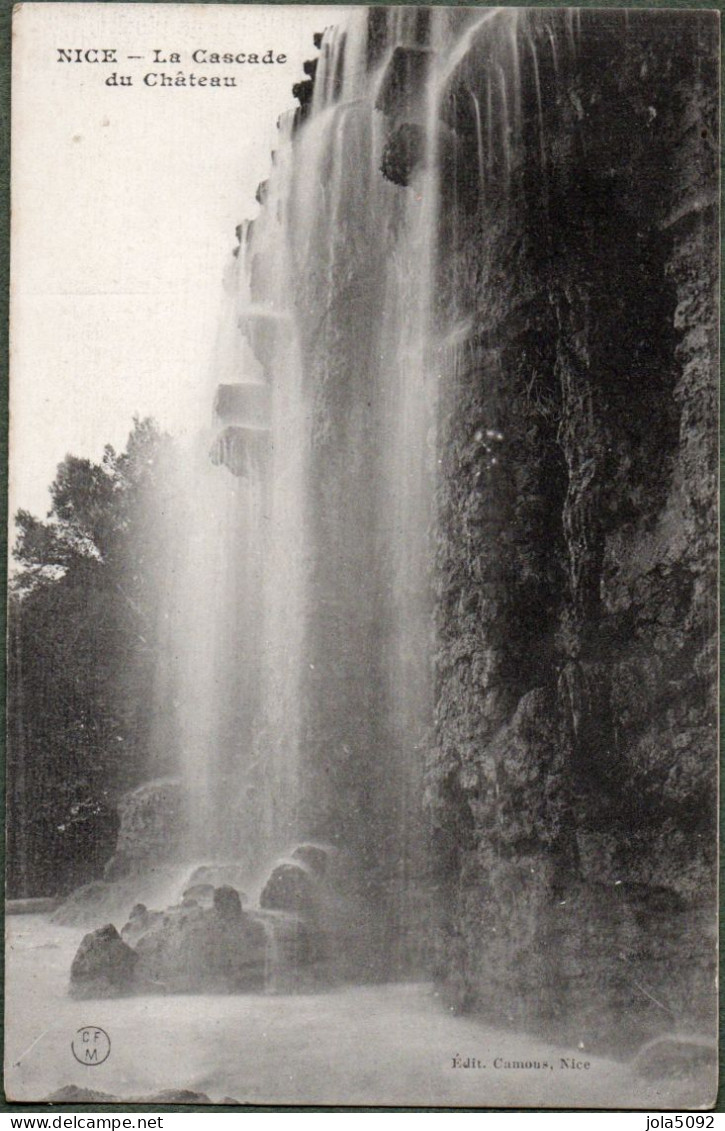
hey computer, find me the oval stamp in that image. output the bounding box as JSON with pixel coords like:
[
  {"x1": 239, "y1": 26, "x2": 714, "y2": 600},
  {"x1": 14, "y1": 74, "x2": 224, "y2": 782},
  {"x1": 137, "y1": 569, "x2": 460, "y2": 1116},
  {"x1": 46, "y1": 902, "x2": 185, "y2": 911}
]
[{"x1": 71, "y1": 1026, "x2": 111, "y2": 1067}]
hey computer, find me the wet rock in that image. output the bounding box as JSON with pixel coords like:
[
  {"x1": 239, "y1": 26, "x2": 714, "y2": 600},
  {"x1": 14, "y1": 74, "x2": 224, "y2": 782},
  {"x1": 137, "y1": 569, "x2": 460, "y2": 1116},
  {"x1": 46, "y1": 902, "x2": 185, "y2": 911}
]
[
  {"x1": 366, "y1": 7, "x2": 389, "y2": 69},
  {"x1": 213, "y1": 884, "x2": 243, "y2": 920},
  {"x1": 70, "y1": 923, "x2": 138, "y2": 998},
  {"x1": 133, "y1": 903, "x2": 267, "y2": 993},
  {"x1": 120, "y1": 902, "x2": 164, "y2": 946},
  {"x1": 182, "y1": 883, "x2": 215, "y2": 908},
  {"x1": 260, "y1": 862, "x2": 318, "y2": 915},
  {"x1": 104, "y1": 778, "x2": 186, "y2": 881},
  {"x1": 291, "y1": 843, "x2": 329, "y2": 877},
  {"x1": 375, "y1": 46, "x2": 434, "y2": 117},
  {"x1": 380, "y1": 123, "x2": 425, "y2": 187},
  {"x1": 292, "y1": 79, "x2": 314, "y2": 118},
  {"x1": 210, "y1": 425, "x2": 270, "y2": 480}
]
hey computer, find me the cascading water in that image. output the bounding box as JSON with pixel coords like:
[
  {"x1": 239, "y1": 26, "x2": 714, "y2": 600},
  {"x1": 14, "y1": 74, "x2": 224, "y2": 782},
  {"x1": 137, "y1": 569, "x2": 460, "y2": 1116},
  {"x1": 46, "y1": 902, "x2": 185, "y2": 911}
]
[
  {"x1": 162, "y1": 5, "x2": 540, "y2": 967},
  {"x1": 149, "y1": 11, "x2": 717, "y2": 1024}
]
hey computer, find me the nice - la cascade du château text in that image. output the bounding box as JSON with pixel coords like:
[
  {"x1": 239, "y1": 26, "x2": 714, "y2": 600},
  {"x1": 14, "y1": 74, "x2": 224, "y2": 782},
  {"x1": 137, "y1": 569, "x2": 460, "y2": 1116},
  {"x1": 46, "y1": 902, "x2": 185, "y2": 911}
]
[{"x1": 57, "y1": 47, "x2": 289, "y2": 88}]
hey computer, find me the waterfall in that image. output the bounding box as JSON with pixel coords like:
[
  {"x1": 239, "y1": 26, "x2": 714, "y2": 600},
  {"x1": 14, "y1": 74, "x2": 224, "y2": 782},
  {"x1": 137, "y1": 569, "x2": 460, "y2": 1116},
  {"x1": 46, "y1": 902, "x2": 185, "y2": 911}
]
[
  {"x1": 160, "y1": 7, "x2": 702, "y2": 983},
  {"x1": 160, "y1": 3, "x2": 541, "y2": 940}
]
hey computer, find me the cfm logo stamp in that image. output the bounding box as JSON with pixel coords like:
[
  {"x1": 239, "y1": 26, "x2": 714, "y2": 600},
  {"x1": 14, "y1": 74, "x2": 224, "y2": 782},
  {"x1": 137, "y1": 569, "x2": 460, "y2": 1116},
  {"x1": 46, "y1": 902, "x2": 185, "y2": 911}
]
[{"x1": 71, "y1": 1026, "x2": 111, "y2": 1066}]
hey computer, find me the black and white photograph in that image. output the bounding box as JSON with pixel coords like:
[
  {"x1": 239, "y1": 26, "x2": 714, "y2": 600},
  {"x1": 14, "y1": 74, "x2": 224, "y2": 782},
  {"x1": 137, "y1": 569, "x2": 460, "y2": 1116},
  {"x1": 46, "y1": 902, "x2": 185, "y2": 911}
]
[{"x1": 6, "y1": 2, "x2": 720, "y2": 1109}]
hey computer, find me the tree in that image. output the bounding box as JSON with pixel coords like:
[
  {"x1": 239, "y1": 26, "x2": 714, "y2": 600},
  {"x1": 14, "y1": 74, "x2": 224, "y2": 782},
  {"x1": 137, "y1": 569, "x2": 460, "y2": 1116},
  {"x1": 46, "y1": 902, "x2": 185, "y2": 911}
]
[{"x1": 7, "y1": 418, "x2": 175, "y2": 897}]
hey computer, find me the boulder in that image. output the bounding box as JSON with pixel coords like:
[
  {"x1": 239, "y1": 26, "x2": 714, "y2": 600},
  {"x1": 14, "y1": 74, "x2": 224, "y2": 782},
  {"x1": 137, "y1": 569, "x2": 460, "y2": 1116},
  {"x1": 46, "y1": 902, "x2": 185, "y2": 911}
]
[
  {"x1": 213, "y1": 884, "x2": 243, "y2": 920},
  {"x1": 103, "y1": 779, "x2": 186, "y2": 881},
  {"x1": 120, "y1": 902, "x2": 164, "y2": 946},
  {"x1": 133, "y1": 902, "x2": 267, "y2": 993},
  {"x1": 70, "y1": 924, "x2": 138, "y2": 998},
  {"x1": 182, "y1": 883, "x2": 215, "y2": 909},
  {"x1": 260, "y1": 862, "x2": 318, "y2": 915},
  {"x1": 291, "y1": 844, "x2": 329, "y2": 877}
]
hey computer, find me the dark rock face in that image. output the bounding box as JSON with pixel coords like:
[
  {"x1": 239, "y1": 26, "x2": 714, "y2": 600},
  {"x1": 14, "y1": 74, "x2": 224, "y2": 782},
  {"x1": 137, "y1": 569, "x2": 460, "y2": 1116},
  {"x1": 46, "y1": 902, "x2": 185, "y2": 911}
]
[
  {"x1": 428, "y1": 9, "x2": 718, "y2": 1047},
  {"x1": 380, "y1": 123, "x2": 426, "y2": 187},
  {"x1": 292, "y1": 79, "x2": 314, "y2": 118},
  {"x1": 70, "y1": 924, "x2": 138, "y2": 998},
  {"x1": 103, "y1": 779, "x2": 185, "y2": 881},
  {"x1": 375, "y1": 46, "x2": 434, "y2": 117}
]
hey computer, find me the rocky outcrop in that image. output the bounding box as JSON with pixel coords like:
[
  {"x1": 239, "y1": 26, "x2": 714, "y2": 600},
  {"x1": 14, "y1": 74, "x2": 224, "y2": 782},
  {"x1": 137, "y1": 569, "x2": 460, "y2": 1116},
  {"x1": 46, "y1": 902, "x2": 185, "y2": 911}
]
[
  {"x1": 132, "y1": 896, "x2": 268, "y2": 993},
  {"x1": 70, "y1": 924, "x2": 138, "y2": 998},
  {"x1": 428, "y1": 8, "x2": 718, "y2": 1047},
  {"x1": 66, "y1": 848, "x2": 341, "y2": 997}
]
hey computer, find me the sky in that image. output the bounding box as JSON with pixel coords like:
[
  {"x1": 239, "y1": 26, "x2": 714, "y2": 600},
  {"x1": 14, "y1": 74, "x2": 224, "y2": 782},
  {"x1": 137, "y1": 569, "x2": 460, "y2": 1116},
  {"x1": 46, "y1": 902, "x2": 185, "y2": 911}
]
[{"x1": 10, "y1": 3, "x2": 335, "y2": 518}]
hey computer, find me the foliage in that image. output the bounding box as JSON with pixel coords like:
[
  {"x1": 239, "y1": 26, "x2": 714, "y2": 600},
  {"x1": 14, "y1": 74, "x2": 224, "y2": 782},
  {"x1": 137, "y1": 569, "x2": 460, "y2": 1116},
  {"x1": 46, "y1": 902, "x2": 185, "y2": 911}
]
[{"x1": 7, "y1": 418, "x2": 175, "y2": 897}]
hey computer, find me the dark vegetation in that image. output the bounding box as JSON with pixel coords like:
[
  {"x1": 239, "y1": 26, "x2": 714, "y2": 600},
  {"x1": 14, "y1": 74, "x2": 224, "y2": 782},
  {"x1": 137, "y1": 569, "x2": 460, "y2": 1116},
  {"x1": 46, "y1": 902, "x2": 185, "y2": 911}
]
[{"x1": 7, "y1": 418, "x2": 174, "y2": 897}]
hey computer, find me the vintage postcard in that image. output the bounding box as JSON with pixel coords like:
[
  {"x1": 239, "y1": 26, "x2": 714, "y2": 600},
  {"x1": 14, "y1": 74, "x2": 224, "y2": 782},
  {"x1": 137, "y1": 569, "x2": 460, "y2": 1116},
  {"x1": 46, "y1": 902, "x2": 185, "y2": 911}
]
[{"x1": 6, "y1": 2, "x2": 719, "y2": 1109}]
